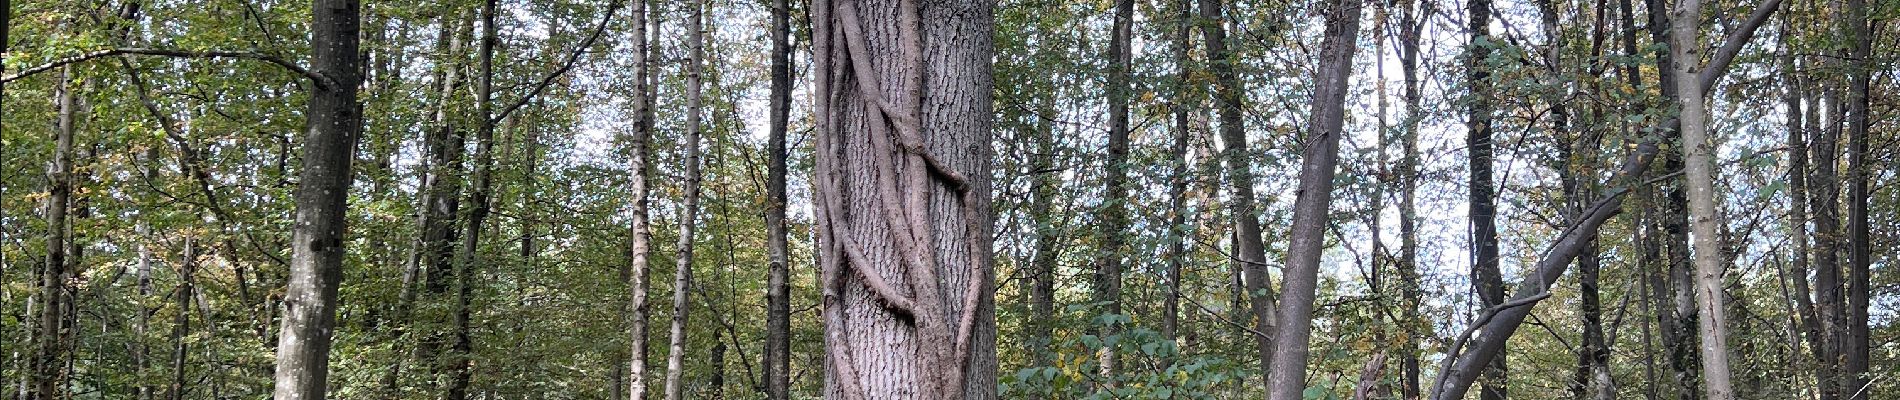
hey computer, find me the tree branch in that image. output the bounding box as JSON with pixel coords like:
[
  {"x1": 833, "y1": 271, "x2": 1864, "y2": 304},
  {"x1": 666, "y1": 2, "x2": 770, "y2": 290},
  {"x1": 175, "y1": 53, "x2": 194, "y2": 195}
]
[
  {"x1": 1697, "y1": 0, "x2": 1783, "y2": 93},
  {"x1": 3, "y1": 48, "x2": 330, "y2": 89},
  {"x1": 489, "y1": 0, "x2": 625, "y2": 125}
]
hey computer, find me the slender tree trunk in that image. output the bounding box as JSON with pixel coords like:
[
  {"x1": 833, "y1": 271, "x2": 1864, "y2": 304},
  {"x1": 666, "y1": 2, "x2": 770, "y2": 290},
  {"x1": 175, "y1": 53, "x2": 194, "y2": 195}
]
[
  {"x1": 1263, "y1": 1, "x2": 1361, "y2": 398},
  {"x1": 1668, "y1": 0, "x2": 1737, "y2": 396},
  {"x1": 1162, "y1": 0, "x2": 1195, "y2": 345},
  {"x1": 1198, "y1": 0, "x2": 1276, "y2": 382},
  {"x1": 1395, "y1": 0, "x2": 1427, "y2": 396},
  {"x1": 812, "y1": 0, "x2": 998, "y2": 397},
  {"x1": 627, "y1": 0, "x2": 655, "y2": 397},
  {"x1": 390, "y1": 13, "x2": 469, "y2": 395},
  {"x1": 1465, "y1": 0, "x2": 1508, "y2": 397},
  {"x1": 1780, "y1": 23, "x2": 1828, "y2": 394},
  {"x1": 1840, "y1": 0, "x2": 1871, "y2": 396},
  {"x1": 134, "y1": 223, "x2": 153, "y2": 400},
  {"x1": 1026, "y1": 94, "x2": 1060, "y2": 366},
  {"x1": 1094, "y1": 0, "x2": 1134, "y2": 384},
  {"x1": 1810, "y1": 73, "x2": 1844, "y2": 400},
  {"x1": 270, "y1": 0, "x2": 363, "y2": 396},
  {"x1": 763, "y1": 0, "x2": 794, "y2": 396},
  {"x1": 168, "y1": 238, "x2": 196, "y2": 400},
  {"x1": 663, "y1": 2, "x2": 707, "y2": 398},
  {"x1": 443, "y1": 1, "x2": 500, "y2": 397},
  {"x1": 1644, "y1": 1, "x2": 1704, "y2": 395},
  {"x1": 32, "y1": 66, "x2": 76, "y2": 400}
]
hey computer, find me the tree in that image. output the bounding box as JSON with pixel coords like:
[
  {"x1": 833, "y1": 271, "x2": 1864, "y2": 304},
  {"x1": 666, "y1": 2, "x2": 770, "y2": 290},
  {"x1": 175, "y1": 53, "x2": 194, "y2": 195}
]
[
  {"x1": 1263, "y1": 0, "x2": 1362, "y2": 398},
  {"x1": 626, "y1": 0, "x2": 655, "y2": 398},
  {"x1": 662, "y1": 1, "x2": 707, "y2": 399},
  {"x1": 1464, "y1": 0, "x2": 1509, "y2": 396},
  {"x1": 1668, "y1": 0, "x2": 1735, "y2": 395},
  {"x1": 270, "y1": 0, "x2": 364, "y2": 397},
  {"x1": 1198, "y1": 0, "x2": 1277, "y2": 383},
  {"x1": 1093, "y1": 0, "x2": 1134, "y2": 384},
  {"x1": 1394, "y1": 0, "x2": 1429, "y2": 396},
  {"x1": 32, "y1": 65, "x2": 76, "y2": 400},
  {"x1": 811, "y1": 0, "x2": 998, "y2": 397},
  {"x1": 763, "y1": 0, "x2": 795, "y2": 395}
]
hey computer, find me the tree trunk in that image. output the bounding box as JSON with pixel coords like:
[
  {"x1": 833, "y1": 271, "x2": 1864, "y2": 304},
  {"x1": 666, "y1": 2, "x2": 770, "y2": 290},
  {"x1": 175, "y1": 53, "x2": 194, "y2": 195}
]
[
  {"x1": 1162, "y1": 0, "x2": 1194, "y2": 345},
  {"x1": 168, "y1": 238, "x2": 197, "y2": 400},
  {"x1": 627, "y1": 0, "x2": 655, "y2": 397},
  {"x1": 444, "y1": 1, "x2": 500, "y2": 396},
  {"x1": 811, "y1": 0, "x2": 998, "y2": 397},
  {"x1": 270, "y1": 0, "x2": 362, "y2": 396},
  {"x1": 1840, "y1": 0, "x2": 1871, "y2": 396},
  {"x1": 663, "y1": 2, "x2": 707, "y2": 398},
  {"x1": 1263, "y1": 0, "x2": 1361, "y2": 398},
  {"x1": 1669, "y1": 0, "x2": 1737, "y2": 396},
  {"x1": 1198, "y1": 0, "x2": 1277, "y2": 382},
  {"x1": 1396, "y1": 0, "x2": 1427, "y2": 396},
  {"x1": 1026, "y1": 94, "x2": 1060, "y2": 366},
  {"x1": 763, "y1": 0, "x2": 794, "y2": 395},
  {"x1": 1094, "y1": 0, "x2": 1134, "y2": 384},
  {"x1": 32, "y1": 66, "x2": 76, "y2": 400},
  {"x1": 1465, "y1": 0, "x2": 1508, "y2": 396}
]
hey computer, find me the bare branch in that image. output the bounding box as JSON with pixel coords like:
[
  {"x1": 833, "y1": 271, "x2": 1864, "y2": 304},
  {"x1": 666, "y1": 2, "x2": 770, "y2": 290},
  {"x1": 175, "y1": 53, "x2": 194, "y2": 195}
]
[
  {"x1": 489, "y1": 0, "x2": 625, "y2": 124},
  {"x1": 3, "y1": 48, "x2": 329, "y2": 89}
]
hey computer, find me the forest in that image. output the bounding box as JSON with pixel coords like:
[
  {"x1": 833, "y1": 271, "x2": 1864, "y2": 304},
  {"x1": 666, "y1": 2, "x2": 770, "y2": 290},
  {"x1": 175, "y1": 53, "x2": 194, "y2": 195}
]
[{"x1": 0, "y1": 0, "x2": 1894, "y2": 398}]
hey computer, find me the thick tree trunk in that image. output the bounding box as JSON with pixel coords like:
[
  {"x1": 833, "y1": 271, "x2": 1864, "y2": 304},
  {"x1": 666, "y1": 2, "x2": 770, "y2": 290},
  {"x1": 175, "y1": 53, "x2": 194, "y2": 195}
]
[
  {"x1": 763, "y1": 0, "x2": 794, "y2": 396},
  {"x1": 1094, "y1": 0, "x2": 1134, "y2": 384},
  {"x1": 32, "y1": 66, "x2": 76, "y2": 400},
  {"x1": 626, "y1": 0, "x2": 655, "y2": 397},
  {"x1": 812, "y1": 0, "x2": 998, "y2": 397},
  {"x1": 663, "y1": 2, "x2": 706, "y2": 399},
  {"x1": 1262, "y1": 1, "x2": 1361, "y2": 398},
  {"x1": 270, "y1": 0, "x2": 363, "y2": 397},
  {"x1": 1198, "y1": 0, "x2": 1277, "y2": 382}
]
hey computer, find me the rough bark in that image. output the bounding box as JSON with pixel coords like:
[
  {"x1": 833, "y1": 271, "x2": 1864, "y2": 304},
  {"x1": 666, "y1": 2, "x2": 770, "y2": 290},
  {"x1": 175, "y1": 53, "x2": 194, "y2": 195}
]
[
  {"x1": 270, "y1": 0, "x2": 363, "y2": 396},
  {"x1": 1198, "y1": 0, "x2": 1277, "y2": 382},
  {"x1": 764, "y1": 0, "x2": 794, "y2": 395},
  {"x1": 1262, "y1": 1, "x2": 1361, "y2": 398},
  {"x1": 626, "y1": 1, "x2": 656, "y2": 398},
  {"x1": 663, "y1": 2, "x2": 707, "y2": 398},
  {"x1": 812, "y1": 0, "x2": 998, "y2": 397}
]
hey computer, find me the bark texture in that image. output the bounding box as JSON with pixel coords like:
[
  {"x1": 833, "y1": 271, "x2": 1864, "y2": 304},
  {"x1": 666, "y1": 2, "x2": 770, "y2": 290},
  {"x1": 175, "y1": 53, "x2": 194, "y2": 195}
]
[
  {"x1": 626, "y1": 0, "x2": 655, "y2": 397},
  {"x1": 270, "y1": 0, "x2": 363, "y2": 397},
  {"x1": 812, "y1": 0, "x2": 998, "y2": 398},
  {"x1": 663, "y1": 2, "x2": 707, "y2": 399}
]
